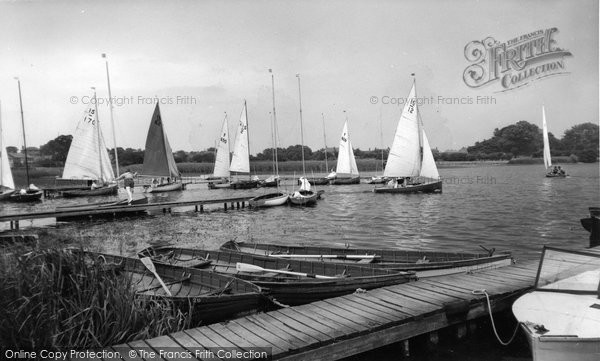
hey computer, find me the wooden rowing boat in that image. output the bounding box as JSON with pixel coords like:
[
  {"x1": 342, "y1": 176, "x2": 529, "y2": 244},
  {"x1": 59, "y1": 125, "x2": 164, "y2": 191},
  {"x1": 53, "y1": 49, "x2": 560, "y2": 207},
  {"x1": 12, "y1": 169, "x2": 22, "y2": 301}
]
[
  {"x1": 62, "y1": 184, "x2": 119, "y2": 197},
  {"x1": 138, "y1": 246, "x2": 416, "y2": 306},
  {"x1": 145, "y1": 182, "x2": 183, "y2": 193},
  {"x1": 81, "y1": 251, "x2": 265, "y2": 324},
  {"x1": 9, "y1": 189, "x2": 43, "y2": 202},
  {"x1": 220, "y1": 241, "x2": 513, "y2": 278},
  {"x1": 249, "y1": 192, "x2": 288, "y2": 207}
]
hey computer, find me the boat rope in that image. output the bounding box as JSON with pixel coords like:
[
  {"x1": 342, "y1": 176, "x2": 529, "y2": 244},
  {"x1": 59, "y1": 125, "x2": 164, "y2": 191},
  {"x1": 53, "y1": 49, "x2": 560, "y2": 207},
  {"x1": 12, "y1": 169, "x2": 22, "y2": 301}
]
[
  {"x1": 472, "y1": 289, "x2": 520, "y2": 346},
  {"x1": 268, "y1": 296, "x2": 289, "y2": 308}
]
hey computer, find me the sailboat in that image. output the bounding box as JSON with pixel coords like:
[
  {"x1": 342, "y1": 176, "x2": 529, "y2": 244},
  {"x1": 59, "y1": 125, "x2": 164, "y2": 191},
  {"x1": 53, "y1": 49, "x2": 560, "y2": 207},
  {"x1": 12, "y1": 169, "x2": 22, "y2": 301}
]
[
  {"x1": 0, "y1": 101, "x2": 16, "y2": 201},
  {"x1": 249, "y1": 69, "x2": 288, "y2": 207},
  {"x1": 300, "y1": 113, "x2": 330, "y2": 186},
  {"x1": 61, "y1": 91, "x2": 118, "y2": 197},
  {"x1": 330, "y1": 115, "x2": 360, "y2": 185},
  {"x1": 374, "y1": 77, "x2": 442, "y2": 194},
  {"x1": 206, "y1": 113, "x2": 230, "y2": 185},
  {"x1": 289, "y1": 73, "x2": 319, "y2": 206},
  {"x1": 209, "y1": 102, "x2": 259, "y2": 190},
  {"x1": 542, "y1": 106, "x2": 567, "y2": 178},
  {"x1": 9, "y1": 78, "x2": 42, "y2": 202},
  {"x1": 512, "y1": 246, "x2": 600, "y2": 361},
  {"x1": 141, "y1": 103, "x2": 182, "y2": 192}
]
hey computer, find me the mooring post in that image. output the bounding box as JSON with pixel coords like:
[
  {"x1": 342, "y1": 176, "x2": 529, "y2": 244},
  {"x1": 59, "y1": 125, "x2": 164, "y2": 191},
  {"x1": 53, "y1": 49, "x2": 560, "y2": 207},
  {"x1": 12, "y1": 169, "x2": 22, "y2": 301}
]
[
  {"x1": 194, "y1": 205, "x2": 198, "y2": 212},
  {"x1": 427, "y1": 331, "x2": 439, "y2": 351},
  {"x1": 231, "y1": 202, "x2": 234, "y2": 209},
  {"x1": 242, "y1": 201, "x2": 245, "y2": 208},
  {"x1": 402, "y1": 340, "x2": 410, "y2": 357},
  {"x1": 200, "y1": 205, "x2": 204, "y2": 213},
  {"x1": 15, "y1": 220, "x2": 19, "y2": 230},
  {"x1": 236, "y1": 202, "x2": 240, "y2": 209},
  {"x1": 224, "y1": 203, "x2": 227, "y2": 211}
]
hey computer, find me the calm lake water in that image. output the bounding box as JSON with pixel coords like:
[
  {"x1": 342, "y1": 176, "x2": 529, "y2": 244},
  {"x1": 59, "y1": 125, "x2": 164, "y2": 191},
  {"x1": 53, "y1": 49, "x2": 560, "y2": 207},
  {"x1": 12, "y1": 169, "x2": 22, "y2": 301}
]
[{"x1": 1, "y1": 163, "x2": 598, "y2": 360}]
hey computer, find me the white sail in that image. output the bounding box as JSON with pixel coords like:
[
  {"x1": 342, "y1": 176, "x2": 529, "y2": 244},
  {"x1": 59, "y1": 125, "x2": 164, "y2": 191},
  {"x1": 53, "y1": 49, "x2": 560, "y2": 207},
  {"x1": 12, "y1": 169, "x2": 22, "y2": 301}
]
[
  {"x1": 63, "y1": 106, "x2": 115, "y2": 182},
  {"x1": 213, "y1": 115, "x2": 230, "y2": 178},
  {"x1": 419, "y1": 129, "x2": 439, "y2": 179},
  {"x1": 0, "y1": 103, "x2": 15, "y2": 190},
  {"x1": 229, "y1": 102, "x2": 250, "y2": 173},
  {"x1": 383, "y1": 82, "x2": 421, "y2": 177},
  {"x1": 542, "y1": 106, "x2": 552, "y2": 169},
  {"x1": 335, "y1": 120, "x2": 359, "y2": 176}
]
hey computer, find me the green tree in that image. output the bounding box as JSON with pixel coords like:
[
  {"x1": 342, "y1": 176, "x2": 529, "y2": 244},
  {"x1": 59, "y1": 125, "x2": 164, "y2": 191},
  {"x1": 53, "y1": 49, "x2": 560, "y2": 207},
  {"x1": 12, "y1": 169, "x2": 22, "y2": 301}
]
[{"x1": 561, "y1": 123, "x2": 599, "y2": 162}]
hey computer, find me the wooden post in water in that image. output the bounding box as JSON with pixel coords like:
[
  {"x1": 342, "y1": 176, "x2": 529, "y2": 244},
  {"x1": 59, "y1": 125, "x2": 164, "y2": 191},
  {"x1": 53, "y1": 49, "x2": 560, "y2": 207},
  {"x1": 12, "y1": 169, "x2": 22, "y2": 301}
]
[
  {"x1": 456, "y1": 323, "x2": 467, "y2": 339},
  {"x1": 402, "y1": 340, "x2": 410, "y2": 357}
]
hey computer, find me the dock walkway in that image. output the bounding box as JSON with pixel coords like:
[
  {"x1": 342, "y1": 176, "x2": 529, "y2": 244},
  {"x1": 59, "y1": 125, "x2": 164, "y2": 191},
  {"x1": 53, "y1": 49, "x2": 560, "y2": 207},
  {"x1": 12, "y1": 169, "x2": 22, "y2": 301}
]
[
  {"x1": 103, "y1": 260, "x2": 538, "y2": 361},
  {"x1": 0, "y1": 196, "x2": 253, "y2": 229}
]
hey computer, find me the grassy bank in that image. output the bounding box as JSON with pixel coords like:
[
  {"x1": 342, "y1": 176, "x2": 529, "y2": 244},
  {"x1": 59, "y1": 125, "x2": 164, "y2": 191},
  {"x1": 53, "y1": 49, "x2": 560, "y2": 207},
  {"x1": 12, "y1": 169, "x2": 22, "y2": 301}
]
[
  {"x1": 507, "y1": 156, "x2": 578, "y2": 165},
  {"x1": 0, "y1": 245, "x2": 192, "y2": 350}
]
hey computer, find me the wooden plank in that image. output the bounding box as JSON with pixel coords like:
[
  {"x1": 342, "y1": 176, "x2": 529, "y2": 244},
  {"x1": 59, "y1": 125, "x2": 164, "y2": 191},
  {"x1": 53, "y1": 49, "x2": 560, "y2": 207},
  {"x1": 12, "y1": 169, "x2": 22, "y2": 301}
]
[
  {"x1": 112, "y1": 344, "x2": 144, "y2": 361},
  {"x1": 248, "y1": 313, "x2": 321, "y2": 346},
  {"x1": 351, "y1": 292, "x2": 416, "y2": 317},
  {"x1": 420, "y1": 279, "x2": 487, "y2": 296},
  {"x1": 373, "y1": 288, "x2": 440, "y2": 314},
  {"x1": 190, "y1": 327, "x2": 244, "y2": 361},
  {"x1": 383, "y1": 285, "x2": 448, "y2": 306},
  {"x1": 400, "y1": 283, "x2": 470, "y2": 301},
  {"x1": 207, "y1": 323, "x2": 268, "y2": 352},
  {"x1": 164, "y1": 331, "x2": 221, "y2": 361},
  {"x1": 283, "y1": 307, "x2": 348, "y2": 339},
  {"x1": 308, "y1": 302, "x2": 371, "y2": 333},
  {"x1": 355, "y1": 290, "x2": 424, "y2": 317},
  {"x1": 127, "y1": 340, "x2": 167, "y2": 361},
  {"x1": 277, "y1": 312, "x2": 449, "y2": 361},
  {"x1": 270, "y1": 310, "x2": 334, "y2": 342},
  {"x1": 337, "y1": 294, "x2": 409, "y2": 321},
  {"x1": 321, "y1": 297, "x2": 394, "y2": 325},
  {"x1": 245, "y1": 314, "x2": 315, "y2": 348},
  {"x1": 145, "y1": 335, "x2": 189, "y2": 361},
  {"x1": 225, "y1": 319, "x2": 289, "y2": 355}
]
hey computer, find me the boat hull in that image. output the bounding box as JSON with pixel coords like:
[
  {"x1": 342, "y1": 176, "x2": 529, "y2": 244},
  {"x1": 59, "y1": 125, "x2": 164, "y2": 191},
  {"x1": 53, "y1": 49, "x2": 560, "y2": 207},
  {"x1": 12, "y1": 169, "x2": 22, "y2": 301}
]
[
  {"x1": 545, "y1": 173, "x2": 568, "y2": 178},
  {"x1": 9, "y1": 190, "x2": 43, "y2": 202},
  {"x1": 56, "y1": 197, "x2": 149, "y2": 220},
  {"x1": 289, "y1": 190, "x2": 318, "y2": 206},
  {"x1": 373, "y1": 180, "x2": 442, "y2": 194},
  {"x1": 146, "y1": 182, "x2": 183, "y2": 193},
  {"x1": 366, "y1": 176, "x2": 388, "y2": 184},
  {"x1": 62, "y1": 184, "x2": 119, "y2": 197},
  {"x1": 83, "y1": 252, "x2": 265, "y2": 324},
  {"x1": 297, "y1": 177, "x2": 330, "y2": 186},
  {"x1": 259, "y1": 179, "x2": 280, "y2": 188},
  {"x1": 249, "y1": 192, "x2": 289, "y2": 207},
  {"x1": 330, "y1": 176, "x2": 360, "y2": 185},
  {"x1": 519, "y1": 323, "x2": 600, "y2": 361},
  {"x1": 138, "y1": 246, "x2": 416, "y2": 306},
  {"x1": 0, "y1": 189, "x2": 15, "y2": 201},
  {"x1": 220, "y1": 241, "x2": 513, "y2": 277},
  {"x1": 209, "y1": 180, "x2": 259, "y2": 190}
]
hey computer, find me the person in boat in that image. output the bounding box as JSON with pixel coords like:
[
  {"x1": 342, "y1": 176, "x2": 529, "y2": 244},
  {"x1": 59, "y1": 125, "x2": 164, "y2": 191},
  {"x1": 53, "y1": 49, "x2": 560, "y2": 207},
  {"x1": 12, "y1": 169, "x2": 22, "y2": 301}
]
[
  {"x1": 151, "y1": 178, "x2": 159, "y2": 188},
  {"x1": 558, "y1": 166, "x2": 565, "y2": 175},
  {"x1": 551, "y1": 166, "x2": 559, "y2": 174},
  {"x1": 387, "y1": 178, "x2": 398, "y2": 188},
  {"x1": 116, "y1": 169, "x2": 137, "y2": 204},
  {"x1": 91, "y1": 181, "x2": 99, "y2": 190}
]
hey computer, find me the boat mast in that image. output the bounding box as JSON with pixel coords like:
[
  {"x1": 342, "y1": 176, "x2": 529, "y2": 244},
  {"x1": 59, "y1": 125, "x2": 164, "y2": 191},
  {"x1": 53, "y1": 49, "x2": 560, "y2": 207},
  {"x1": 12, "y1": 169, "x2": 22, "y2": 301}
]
[
  {"x1": 14, "y1": 77, "x2": 31, "y2": 187},
  {"x1": 91, "y1": 87, "x2": 104, "y2": 182},
  {"x1": 102, "y1": 53, "x2": 119, "y2": 176},
  {"x1": 244, "y1": 100, "x2": 250, "y2": 180},
  {"x1": 379, "y1": 108, "x2": 384, "y2": 173},
  {"x1": 322, "y1": 113, "x2": 328, "y2": 172},
  {"x1": 296, "y1": 73, "x2": 306, "y2": 177},
  {"x1": 412, "y1": 73, "x2": 424, "y2": 172},
  {"x1": 269, "y1": 69, "x2": 279, "y2": 178}
]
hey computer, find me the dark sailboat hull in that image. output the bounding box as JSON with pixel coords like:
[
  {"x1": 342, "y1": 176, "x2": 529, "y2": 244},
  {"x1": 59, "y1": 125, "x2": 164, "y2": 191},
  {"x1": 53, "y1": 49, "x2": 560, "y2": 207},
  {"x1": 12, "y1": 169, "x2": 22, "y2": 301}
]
[
  {"x1": 9, "y1": 189, "x2": 43, "y2": 202},
  {"x1": 289, "y1": 190, "x2": 318, "y2": 206},
  {"x1": 138, "y1": 246, "x2": 416, "y2": 306},
  {"x1": 62, "y1": 184, "x2": 119, "y2": 197},
  {"x1": 330, "y1": 176, "x2": 361, "y2": 185},
  {"x1": 373, "y1": 180, "x2": 442, "y2": 194}
]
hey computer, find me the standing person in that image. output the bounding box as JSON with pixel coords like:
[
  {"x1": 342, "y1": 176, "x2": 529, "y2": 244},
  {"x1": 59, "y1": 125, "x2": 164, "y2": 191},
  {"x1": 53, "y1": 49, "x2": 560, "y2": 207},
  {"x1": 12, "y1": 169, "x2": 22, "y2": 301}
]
[{"x1": 116, "y1": 169, "x2": 137, "y2": 204}]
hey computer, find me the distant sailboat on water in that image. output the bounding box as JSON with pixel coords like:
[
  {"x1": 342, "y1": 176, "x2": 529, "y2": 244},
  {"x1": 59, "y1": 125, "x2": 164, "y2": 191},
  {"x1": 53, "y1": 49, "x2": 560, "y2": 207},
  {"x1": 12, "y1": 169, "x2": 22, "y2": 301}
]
[
  {"x1": 142, "y1": 103, "x2": 183, "y2": 192},
  {"x1": 330, "y1": 114, "x2": 360, "y2": 185},
  {"x1": 374, "y1": 76, "x2": 442, "y2": 194},
  {"x1": 207, "y1": 113, "x2": 231, "y2": 184},
  {"x1": 61, "y1": 90, "x2": 118, "y2": 197},
  {"x1": 542, "y1": 106, "x2": 567, "y2": 178}
]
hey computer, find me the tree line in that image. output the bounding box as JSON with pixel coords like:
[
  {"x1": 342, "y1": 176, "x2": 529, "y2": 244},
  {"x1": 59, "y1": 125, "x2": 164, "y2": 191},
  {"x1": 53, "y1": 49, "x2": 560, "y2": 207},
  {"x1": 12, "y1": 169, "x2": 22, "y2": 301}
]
[{"x1": 9, "y1": 121, "x2": 599, "y2": 167}]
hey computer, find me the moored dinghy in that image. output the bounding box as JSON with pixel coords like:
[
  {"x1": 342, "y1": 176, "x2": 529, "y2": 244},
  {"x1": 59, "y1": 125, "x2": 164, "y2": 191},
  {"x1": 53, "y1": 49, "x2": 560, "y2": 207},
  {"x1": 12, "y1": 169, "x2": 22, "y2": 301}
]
[
  {"x1": 142, "y1": 103, "x2": 183, "y2": 193},
  {"x1": 138, "y1": 246, "x2": 416, "y2": 306},
  {"x1": 330, "y1": 115, "x2": 360, "y2": 185},
  {"x1": 79, "y1": 251, "x2": 265, "y2": 324},
  {"x1": 289, "y1": 177, "x2": 318, "y2": 206},
  {"x1": 220, "y1": 241, "x2": 513, "y2": 278},
  {"x1": 60, "y1": 91, "x2": 118, "y2": 197},
  {"x1": 374, "y1": 76, "x2": 442, "y2": 194},
  {"x1": 512, "y1": 247, "x2": 600, "y2": 361}
]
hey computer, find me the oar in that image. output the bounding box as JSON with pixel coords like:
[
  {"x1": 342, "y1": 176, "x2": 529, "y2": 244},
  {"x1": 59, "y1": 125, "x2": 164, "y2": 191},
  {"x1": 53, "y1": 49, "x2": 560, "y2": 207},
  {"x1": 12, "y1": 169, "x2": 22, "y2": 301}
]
[
  {"x1": 236, "y1": 262, "x2": 336, "y2": 279},
  {"x1": 140, "y1": 257, "x2": 172, "y2": 296},
  {"x1": 268, "y1": 254, "x2": 380, "y2": 260}
]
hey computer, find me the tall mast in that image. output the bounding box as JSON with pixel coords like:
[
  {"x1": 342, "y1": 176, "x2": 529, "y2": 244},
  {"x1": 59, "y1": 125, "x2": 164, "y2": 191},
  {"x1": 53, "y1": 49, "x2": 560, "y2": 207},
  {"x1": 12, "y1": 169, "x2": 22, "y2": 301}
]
[
  {"x1": 379, "y1": 108, "x2": 384, "y2": 173},
  {"x1": 269, "y1": 69, "x2": 279, "y2": 177},
  {"x1": 14, "y1": 77, "x2": 30, "y2": 187},
  {"x1": 411, "y1": 73, "x2": 424, "y2": 168},
  {"x1": 244, "y1": 100, "x2": 250, "y2": 180},
  {"x1": 321, "y1": 113, "x2": 328, "y2": 172},
  {"x1": 296, "y1": 73, "x2": 306, "y2": 177},
  {"x1": 102, "y1": 53, "x2": 119, "y2": 175},
  {"x1": 91, "y1": 87, "x2": 104, "y2": 182}
]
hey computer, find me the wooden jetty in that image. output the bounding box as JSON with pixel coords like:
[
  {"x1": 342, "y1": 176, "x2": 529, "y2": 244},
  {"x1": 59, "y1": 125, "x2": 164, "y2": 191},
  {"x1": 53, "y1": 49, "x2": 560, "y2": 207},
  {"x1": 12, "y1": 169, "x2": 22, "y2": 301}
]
[
  {"x1": 103, "y1": 260, "x2": 538, "y2": 361},
  {"x1": 0, "y1": 196, "x2": 253, "y2": 230}
]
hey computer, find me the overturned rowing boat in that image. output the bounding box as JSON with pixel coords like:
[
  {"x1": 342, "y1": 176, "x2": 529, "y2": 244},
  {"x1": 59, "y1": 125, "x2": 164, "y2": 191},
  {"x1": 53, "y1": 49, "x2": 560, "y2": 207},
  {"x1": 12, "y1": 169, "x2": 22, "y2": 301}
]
[{"x1": 220, "y1": 241, "x2": 513, "y2": 278}]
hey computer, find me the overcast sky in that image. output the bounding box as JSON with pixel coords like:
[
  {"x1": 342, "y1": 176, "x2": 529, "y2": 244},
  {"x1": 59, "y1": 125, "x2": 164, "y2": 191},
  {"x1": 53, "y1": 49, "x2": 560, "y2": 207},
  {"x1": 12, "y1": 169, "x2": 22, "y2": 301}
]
[{"x1": 0, "y1": 0, "x2": 597, "y2": 154}]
